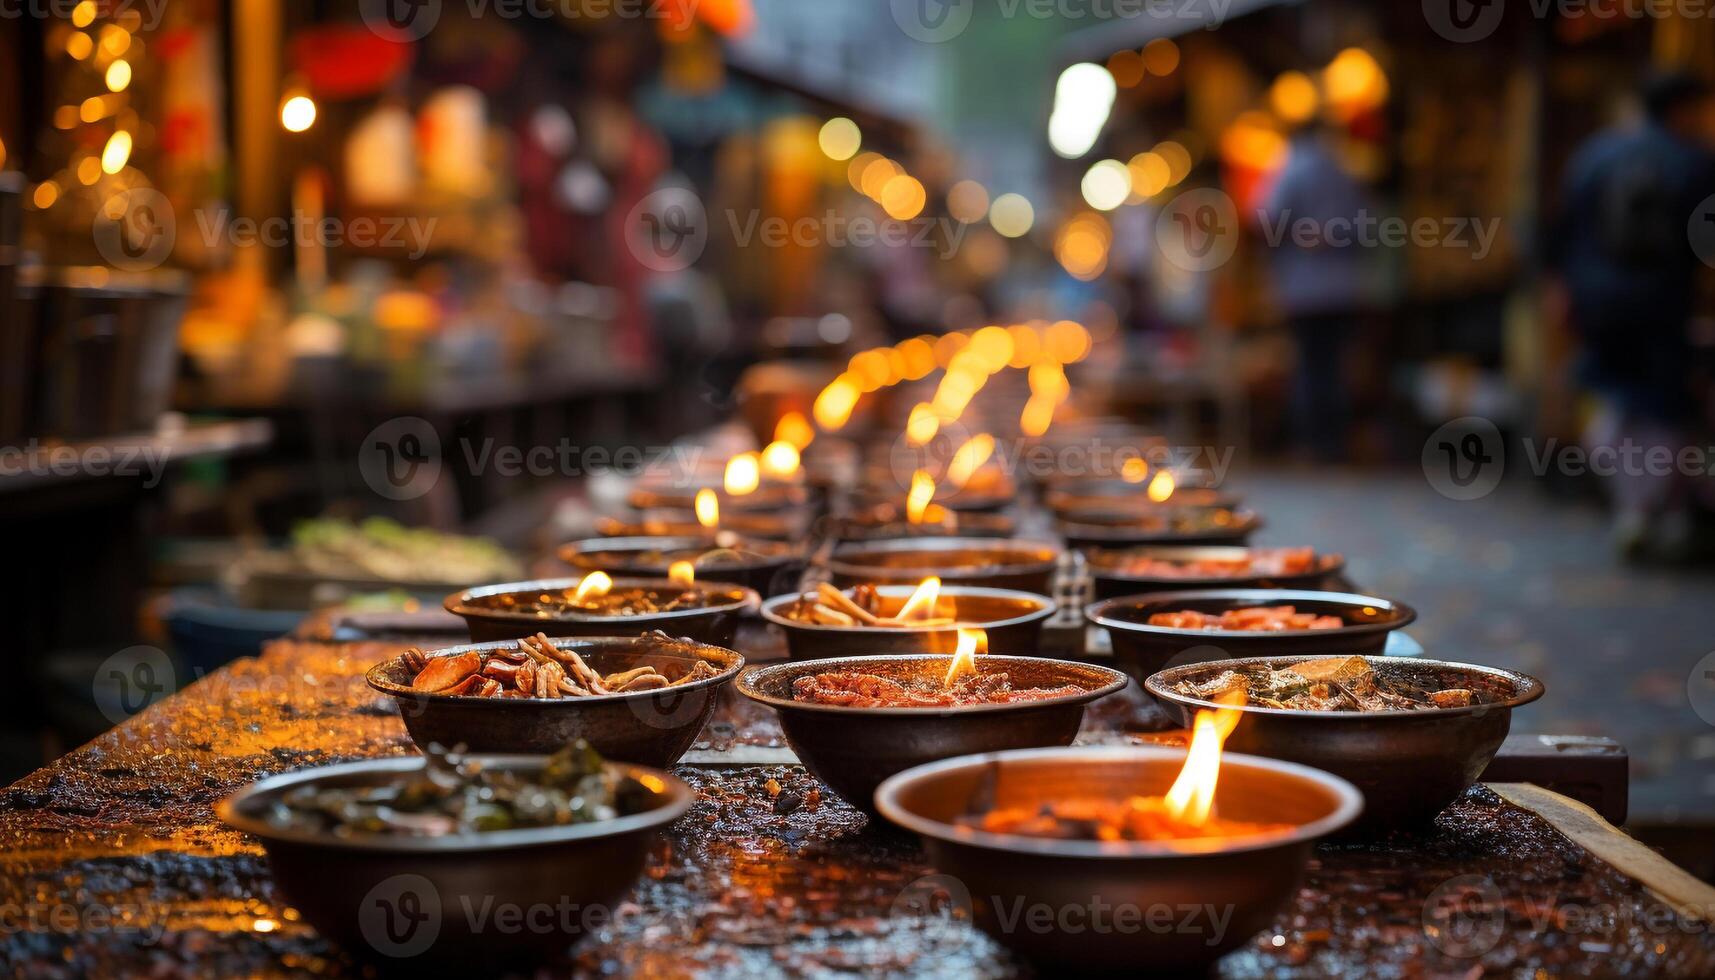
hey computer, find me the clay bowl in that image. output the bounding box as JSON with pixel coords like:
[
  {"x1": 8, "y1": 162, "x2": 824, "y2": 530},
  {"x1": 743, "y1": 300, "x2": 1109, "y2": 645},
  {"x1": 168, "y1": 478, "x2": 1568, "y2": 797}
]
[
  {"x1": 738, "y1": 655, "x2": 1127, "y2": 812},
  {"x1": 760, "y1": 584, "x2": 1058, "y2": 660},
  {"x1": 834, "y1": 509, "x2": 1016, "y2": 542},
  {"x1": 828, "y1": 537, "x2": 1062, "y2": 594},
  {"x1": 874, "y1": 746, "x2": 1362, "y2": 971},
  {"x1": 446, "y1": 577, "x2": 758, "y2": 647},
  {"x1": 366, "y1": 632, "x2": 743, "y2": 765},
  {"x1": 1086, "y1": 588, "x2": 1416, "y2": 686},
  {"x1": 1057, "y1": 506, "x2": 1262, "y2": 551},
  {"x1": 218, "y1": 754, "x2": 692, "y2": 968},
  {"x1": 558, "y1": 535, "x2": 804, "y2": 598},
  {"x1": 1147, "y1": 656, "x2": 1544, "y2": 829},
  {"x1": 597, "y1": 510, "x2": 809, "y2": 542},
  {"x1": 627, "y1": 483, "x2": 809, "y2": 514},
  {"x1": 1044, "y1": 479, "x2": 1240, "y2": 517},
  {"x1": 1085, "y1": 546, "x2": 1346, "y2": 601}
]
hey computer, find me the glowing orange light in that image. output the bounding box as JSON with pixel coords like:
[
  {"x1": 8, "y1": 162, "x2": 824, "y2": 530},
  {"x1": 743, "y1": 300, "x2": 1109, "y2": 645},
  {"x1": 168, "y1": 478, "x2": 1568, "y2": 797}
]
[
  {"x1": 906, "y1": 403, "x2": 940, "y2": 447},
  {"x1": 944, "y1": 627, "x2": 988, "y2": 685},
  {"x1": 1147, "y1": 470, "x2": 1176, "y2": 503},
  {"x1": 1162, "y1": 690, "x2": 1246, "y2": 826},
  {"x1": 724, "y1": 453, "x2": 761, "y2": 496},
  {"x1": 906, "y1": 470, "x2": 937, "y2": 524},
  {"x1": 695, "y1": 488, "x2": 719, "y2": 528},
  {"x1": 1020, "y1": 395, "x2": 1055, "y2": 437},
  {"x1": 760, "y1": 440, "x2": 801, "y2": 479},
  {"x1": 774, "y1": 411, "x2": 815, "y2": 450},
  {"x1": 947, "y1": 433, "x2": 995, "y2": 488},
  {"x1": 668, "y1": 561, "x2": 696, "y2": 586},
  {"x1": 896, "y1": 575, "x2": 942, "y2": 622},
  {"x1": 1121, "y1": 457, "x2": 1149, "y2": 484},
  {"x1": 573, "y1": 571, "x2": 614, "y2": 602},
  {"x1": 813, "y1": 375, "x2": 861, "y2": 431}
]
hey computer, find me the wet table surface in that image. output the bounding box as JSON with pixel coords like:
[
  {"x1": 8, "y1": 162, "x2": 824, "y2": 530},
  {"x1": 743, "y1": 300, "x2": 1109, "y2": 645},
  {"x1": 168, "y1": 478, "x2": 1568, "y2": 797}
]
[{"x1": 3, "y1": 633, "x2": 1714, "y2": 978}]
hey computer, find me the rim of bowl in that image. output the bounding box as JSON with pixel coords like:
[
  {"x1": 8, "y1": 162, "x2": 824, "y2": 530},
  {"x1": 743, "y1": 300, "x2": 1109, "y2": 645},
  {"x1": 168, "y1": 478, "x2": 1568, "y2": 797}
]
[
  {"x1": 1086, "y1": 588, "x2": 1416, "y2": 639},
  {"x1": 736, "y1": 653, "x2": 1128, "y2": 717},
  {"x1": 874, "y1": 744, "x2": 1364, "y2": 858},
  {"x1": 1144, "y1": 654, "x2": 1545, "y2": 720},
  {"x1": 366, "y1": 633, "x2": 745, "y2": 706},
  {"x1": 558, "y1": 535, "x2": 797, "y2": 570},
  {"x1": 446, "y1": 577, "x2": 759, "y2": 623},
  {"x1": 1086, "y1": 547, "x2": 1346, "y2": 586},
  {"x1": 759, "y1": 584, "x2": 1058, "y2": 635},
  {"x1": 1057, "y1": 509, "x2": 1262, "y2": 541},
  {"x1": 828, "y1": 537, "x2": 1062, "y2": 580},
  {"x1": 217, "y1": 755, "x2": 694, "y2": 852}
]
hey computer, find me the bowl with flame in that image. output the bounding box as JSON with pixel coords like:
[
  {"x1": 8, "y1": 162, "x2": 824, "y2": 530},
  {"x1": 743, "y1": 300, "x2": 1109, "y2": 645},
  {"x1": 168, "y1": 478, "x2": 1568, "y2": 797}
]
[
  {"x1": 1057, "y1": 505, "x2": 1262, "y2": 551},
  {"x1": 874, "y1": 734, "x2": 1363, "y2": 971},
  {"x1": 446, "y1": 572, "x2": 758, "y2": 647},
  {"x1": 738, "y1": 636, "x2": 1129, "y2": 812},
  {"x1": 558, "y1": 535, "x2": 804, "y2": 598},
  {"x1": 1085, "y1": 545, "x2": 1346, "y2": 601},
  {"x1": 1044, "y1": 473, "x2": 1240, "y2": 517},
  {"x1": 828, "y1": 537, "x2": 1062, "y2": 595},
  {"x1": 611, "y1": 485, "x2": 814, "y2": 542},
  {"x1": 1147, "y1": 655, "x2": 1543, "y2": 828},
  {"x1": 760, "y1": 579, "x2": 1057, "y2": 660},
  {"x1": 1087, "y1": 588, "x2": 1416, "y2": 685}
]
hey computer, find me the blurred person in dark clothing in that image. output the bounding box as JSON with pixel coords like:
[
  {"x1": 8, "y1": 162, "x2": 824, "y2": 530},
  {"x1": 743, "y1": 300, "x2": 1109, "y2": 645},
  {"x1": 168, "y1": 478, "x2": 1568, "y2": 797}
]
[
  {"x1": 1260, "y1": 123, "x2": 1379, "y2": 462},
  {"x1": 1551, "y1": 71, "x2": 1715, "y2": 558}
]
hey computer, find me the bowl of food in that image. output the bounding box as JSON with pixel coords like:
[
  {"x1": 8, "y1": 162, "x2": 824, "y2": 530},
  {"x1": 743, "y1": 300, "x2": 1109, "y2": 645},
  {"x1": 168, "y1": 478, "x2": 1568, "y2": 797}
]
[
  {"x1": 446, "y1": 574, "x2": 758, "y2": 646},
  {"x1": 367, "y1": 631, "x2": 743, "y2": 765},
  {"x1": 828, "y1": 537, "x2": 1062, "y2": 594},
  {"x1": 1087, "y1": 588, "x2": 1415, "y2": 683},
  {"x1": 760, "y1": 581, "x2": 1057, "y2": 660},
  {"x1": 1147, "y1": 655, "x2": 1544, "y2": 828},
  {"x1": 217, "y1": 741, "x2": 692, "y2": 967},
  {"x1": 738, "y1": 653, "x2": 1128, "y2": 811},
  {"x1": 558, "y1": 535, "x2": 803, "y2": 597},
  {"x1": 874, "y1": 745, "x2": 1362, "y2": 971},
  {"x1": 1057, "y1": 507, "x2": 1261, "y2": 551},
  {"x1": 1085, "y1": 546, "x2": 1345, "y2": 601}
]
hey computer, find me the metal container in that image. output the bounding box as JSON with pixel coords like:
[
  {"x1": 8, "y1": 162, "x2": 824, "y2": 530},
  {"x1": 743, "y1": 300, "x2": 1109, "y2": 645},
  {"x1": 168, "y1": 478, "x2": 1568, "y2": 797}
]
[
  {"x1": 738, "y1": 655, "x2": 1128, "y2": 812},
  {"x1": 367, "y1": 633, "x2": 743, "y2": 765},
  {"x1": 446, "y1": 577, "x2": 758, "y2": 647},
  {"x1": 557, "y1": 535, "x2": 803, "y2": 598},
  {"x1": 1057, "y1": 507, "x2": 1262, "y2": 551},
  {"x1": 874, "y1": 746, "x2": 1362, "y2": 971},
  {"x1": 1085, "y1": 546, "x2": 1346, "y2": 601},
  {"x1": 1147, "y1": 656, "x2": 1544, "y2": 829},
  {"x1": 1087, "y1": 588, "x2": 1416, "y2": 685},
  {"x1": 1044, "y1": 479, "x2": 1240, "y2": 517},
  {"x1": 759, "y1": 584, "x2": 1057, "y2": 660},
  {"x1": 834, "y1": 510, "x2": 1016, "y2": 542},
  {"x1": 598, "y1": 510, "x2": 806, "y2": 542},
  {"x1": 627, "y1": 483, "x2": 810, "y2": 514},
  {"x1": 217, "y1": 754, "x2": 693, "y2": 966},
  {"x1": 828, "y1": 537, "x2": 1062, "y2": 594}
]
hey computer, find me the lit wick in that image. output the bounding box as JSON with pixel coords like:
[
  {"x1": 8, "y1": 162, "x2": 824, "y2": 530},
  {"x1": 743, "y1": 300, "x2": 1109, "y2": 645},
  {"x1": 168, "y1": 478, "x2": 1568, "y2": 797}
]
[
  {"x1": 573, "y1": 571, "x2": 613, "y2": 603},
  {"x1": 944, "y1": 627, "x2": 987, "y2": 685}
]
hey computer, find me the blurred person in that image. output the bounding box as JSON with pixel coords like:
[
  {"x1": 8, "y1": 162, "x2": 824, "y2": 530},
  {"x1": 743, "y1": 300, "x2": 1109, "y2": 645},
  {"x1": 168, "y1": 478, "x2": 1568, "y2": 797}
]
[
  {"x1": 1550, "y1": 71, "x2": 1715, "y2": 559},
  {"x1": 1259, "y1": 123, "x2": 1379, "y2": 462}
]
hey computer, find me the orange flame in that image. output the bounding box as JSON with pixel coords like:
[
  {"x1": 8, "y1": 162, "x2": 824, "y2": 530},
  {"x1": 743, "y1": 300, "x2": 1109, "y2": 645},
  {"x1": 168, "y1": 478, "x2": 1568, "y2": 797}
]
[
  {"x1": 896, "y1": 575, "x2": 942, "y2": 622},
  {"x1": 813, "y1": 375, "x2": 861, "y2": 431},
  {"x1": 695, "y1": 488, "x2": 719, "y2": 528},
  {"x1": 1020, "y1": 395, "x2": 1055, "y2": 437},
  {"x1": 905, "y1": 402, "x2": 940, "y2": 447},
  {"x1": 1121, "y1": 457, "x2": 1149, "y2": 484},
  {"x1": 668, "y1": 561, "x2": 695, "y2": 586},
  {"x1": 573, "y1": 571, "x2": 613, "y2": 602},
  {"x1": 944, "y1": 627, "x2": 987, "y2": 685},
  {"x1": 1147, "y1": 470, "x2": 1176, "y2": 503},
  {"x1": 1161, "y1": 689, "x2": 1246, "y2": 827},
  {"x1": 760, "y1": 440, "x2": 801, "y2": 479},
  {"x1": 947, "y1": 433, "x2": 995, "y2": 488},
  {"x1": 905, "y1": 469, "x2": 937, "y2": 524},
  {"x1": 774, "y1": 411, "x2": 815, "y2": 450},
  {"x1": 725, "y1": 453, "x2": 761, "y2": 496}
]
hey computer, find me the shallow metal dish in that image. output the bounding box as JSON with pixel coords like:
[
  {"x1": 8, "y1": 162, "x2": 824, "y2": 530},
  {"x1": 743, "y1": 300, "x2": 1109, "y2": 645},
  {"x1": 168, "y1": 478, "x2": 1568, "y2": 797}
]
[
  {"x1": 445, "y1": 576, "x2": 758, "y2": 647},
  {"x1": 1085, "y1": 545, "x2": 1346, "y2": 601},
  {"x1": 873, "y1": 745, "x2": 1361, "y2": 971},
  {"x1": 738, "y1": 655, "x2": 1128, "y2": 812},
  {"x1": 759, "y1": 584, "x2": 1057, "y2": 660},
  {"x1": 1147, "y1": 656, "x2": 1543, "y2": 829},
  {"x1": 558, "y1": 535, "x2": 803, "y2": 598},
  {"x1": 834, "y1": 510, "x2": 1016, "y2": 542},
  {"x1": 1044, "y1": 479, "x2": 1240, "y2": 517},
  {"x1": 627, "y1": 483, "x2": 809, "y2": 514},
  {"x1": 217, "y1": 754, "x2": 692, "y2": 967},
  {"x1": 1056, "y1": 507, "x2": 1262, "y2": 550},
  {"x1": 1087, "y1": 588, "x2": 1415, "y2": 684},
  {"x1": 367, "y1": 633, "x2": 743, "y2": 765},
  {"x1": 828, "y1": 537, "x2": 1062, "y2": 594},
  {"x1": 596, "y1": 511, "x2": 808, "y2": 542}
]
